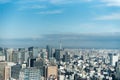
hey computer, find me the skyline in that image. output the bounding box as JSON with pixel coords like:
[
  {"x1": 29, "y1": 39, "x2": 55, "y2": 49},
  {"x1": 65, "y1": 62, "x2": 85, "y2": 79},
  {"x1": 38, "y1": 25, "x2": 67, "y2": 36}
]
[
  {"x1": 0, "y1": 0, "x2": 120, "y2": 39},
  {"x1": 0, "y1": 33, "x2": 120, "y2": 48}
]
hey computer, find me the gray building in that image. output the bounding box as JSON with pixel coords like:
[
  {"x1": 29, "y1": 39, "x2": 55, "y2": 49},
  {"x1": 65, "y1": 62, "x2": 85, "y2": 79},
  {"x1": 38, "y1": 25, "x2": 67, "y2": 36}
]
[
  {"x1": 11, "y1": 64, "x2": 22, "y2": 79},
  {"x1": 19, "y1": 68, "x2": 41, "y2": 80},
  {"x1": 55, "y1": 49, "x2": 64, "y2": 61},
  {"x1": 46, "y1": 45, "x2": 52, "y2": 59},
  {"x1": 63, "y1": 52, "x2": 70, "y2": 62}
]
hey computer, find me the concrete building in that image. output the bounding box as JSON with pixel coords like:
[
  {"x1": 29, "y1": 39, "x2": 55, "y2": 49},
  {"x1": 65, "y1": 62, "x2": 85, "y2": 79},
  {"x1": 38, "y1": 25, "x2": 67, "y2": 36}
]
[
  {"x1": 45, "y1": 65, "x2": 58, "y2": 80},
  {"x1": 5, "y1": 66, "x2": 11, "y2": 80},
  {"x1": 55, "y1": 49, "x2": 64, "y2": 61},
  {"x1": 0, "y1": 62, "x2": 16, "y2": 80},
  {"x1": 63, "y1": 52, "x2": 70, "y2": 62},
  {"x1": 46, "y1": 45, "x2": 52, "y2": 59},
  {"x1": 116, "y1": 61, "x2": 120, "y2": 79},
  {"x1": 19, "y1": 68, "x2": 41, "y2": 80},
  {"x1": 0, "y1": 52, "x2": 5, "y2": 61},
  {"x1": 109, "y1": 53, "x2": 119, "y2": 66},
  {"x1": 11, "y1": 64, "x2": 22, "y2": 80},
  {"x1": 0, "y1": 62, "x2": 8, "y2": 80}
]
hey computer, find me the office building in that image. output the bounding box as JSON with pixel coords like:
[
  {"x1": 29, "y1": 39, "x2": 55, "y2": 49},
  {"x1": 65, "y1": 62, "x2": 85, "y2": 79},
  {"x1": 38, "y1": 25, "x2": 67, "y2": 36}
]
[
  {"x1": 19, "y1": 68, "x2": 41, "y2": 80},
  {"x1": 11, "y1": 64, "x2": 22, "y2": 79},
  {"x1": 45, "y1": 65, "x2": 58, "y2": 80},
  {"x1": 0, "y1": 51, "x2": 5, "y2": 61},
  {"x1": 116, "y1": 61, "x2": 120, "y2": 79},
  {"x1": 55, "y1": 49, "x2": 64, "y2": 61},
  {"x1": 46, "y1": 45, "x2": 52, "y2": 59},
  {"x1": 5, "y1": 66, "x2": 11, "y2": 80},
  {"x1": 63, "y1": 52, "x2": 70, "y2": 62},
  {"x1": 109, "y1": 53, "x2": 119, "y2": 66}
]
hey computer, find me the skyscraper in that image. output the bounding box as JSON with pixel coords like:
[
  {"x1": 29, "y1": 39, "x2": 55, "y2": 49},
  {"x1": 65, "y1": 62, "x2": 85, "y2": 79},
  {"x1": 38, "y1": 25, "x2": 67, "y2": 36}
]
[
  {"x1": 63, "y1": 52, "x2": 70, "y2": 62},
  {"x1": 54, "y1": 49, "x2": 64, "y2": 61},
  {"x1": 46, "y1": 45, "x2": 52, "y2": 59},
  {"x1": 116, "y1": 61, "x2": 120, "y2": 79},
  {"x1": 19, "y1": 68, "x2": 41, "y2": 80},
  {"x1": 108, "y1": 53, "x2": 119, "y2": 66}
]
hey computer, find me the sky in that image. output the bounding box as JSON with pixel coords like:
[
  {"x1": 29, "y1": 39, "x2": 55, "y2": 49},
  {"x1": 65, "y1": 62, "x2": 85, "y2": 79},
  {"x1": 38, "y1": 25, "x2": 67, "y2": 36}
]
[
  {"x1": 0, "y1": 0, "x2": 120, "y2": 48},
  {"x1": 0, "y1": 0, "x2": 120, "y2": 39}
]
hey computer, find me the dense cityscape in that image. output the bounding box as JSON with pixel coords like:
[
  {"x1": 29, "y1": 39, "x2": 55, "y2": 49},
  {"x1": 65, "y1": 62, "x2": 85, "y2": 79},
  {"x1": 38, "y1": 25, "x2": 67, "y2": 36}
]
[
  {"x1": 1, "y1": 0, "x2": 120, "y2": 80},
  {"x1": 0, "y1": 43, "x2": 120, "y2": 80}
]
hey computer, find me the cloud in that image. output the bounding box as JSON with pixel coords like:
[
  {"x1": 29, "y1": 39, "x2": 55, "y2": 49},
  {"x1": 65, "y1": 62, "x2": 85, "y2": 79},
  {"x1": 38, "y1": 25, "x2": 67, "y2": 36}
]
[
  {"x1": 0, "y1": 0, "x2": 11, "y2": 3},
  {"x1": 95, "y1": 13, "x2": 120, "y2": 20},
  {"x1": 36, "y1": 10, "x2": 63, "y2": 14},
  {"x1": 101, "y1": 0, "x2": 120, "y2": 6},
  {"x1": 18, "y1": 5, "x2": 46, "y2": 11},
  {"x1": 49, "y1": 0, "x2": 92, "y2": 4},
  {"x1": 16, "y1": 0, "x2": 47, "y2": 4},
  {"x1": 16, "y1": 0, "x2": 91, "y2": 5}
]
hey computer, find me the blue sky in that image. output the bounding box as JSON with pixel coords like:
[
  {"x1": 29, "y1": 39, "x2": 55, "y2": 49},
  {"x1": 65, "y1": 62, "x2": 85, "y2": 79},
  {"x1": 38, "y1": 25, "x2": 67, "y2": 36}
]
[{"x1": 0, "y1": 0, "x2": 120, "y2": 39}]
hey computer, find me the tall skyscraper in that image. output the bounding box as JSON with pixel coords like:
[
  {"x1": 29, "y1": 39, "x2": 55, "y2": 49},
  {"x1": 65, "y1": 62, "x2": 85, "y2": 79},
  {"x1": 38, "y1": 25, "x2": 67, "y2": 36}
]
[
  {"x1": 63, "y1": 52, "x2": 70, "y2": 62},
  {"x1": 116, "y1": 61, "x2": 120, "y2": 79},
  {"x1": 46, "y1": 45, "x2": 52, "y2": 59},
  {"x1": 19, "y1": 68, "x2": 41, "y2": 80},
  {"x1": 108, "y1": 53, "x2": 119, "y2": 66},
  {"x1": 11, "y1": 64, "x2": 22, "y2": 80},
  {"x1": 28, "y1": 47, "x2": 34, "y2": 58},
  {"x1": 55, "y1": 49, "x2": 64, "y2": 61}
]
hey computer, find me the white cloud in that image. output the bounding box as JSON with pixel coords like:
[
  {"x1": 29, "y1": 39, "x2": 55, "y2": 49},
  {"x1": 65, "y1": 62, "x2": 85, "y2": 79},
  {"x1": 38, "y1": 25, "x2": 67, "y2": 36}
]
[
  {"x1": 0, "y1": 0, "x2": 11, "y2": 3},
  {"x1": 101, "y1": 0, "x2": 120, "y2": 6},
  {"x1": 16, "y1": 0, "x2": 47, "y2": 4},
  {"x1": 95, "y1": 13, "x2": 120, "y2": 20},
  {"x1": 36, "y1": 10, "x2": 63, "y2": 14},
  {"x1": 16, "y1": 0, "x2": 91, "y2": 5},
  {"x1": 49, "y1": 0, "x2": 91, "y2": 4},
  {"x1": 18, "y1": 5, "x2": 46, "y2": 11}
]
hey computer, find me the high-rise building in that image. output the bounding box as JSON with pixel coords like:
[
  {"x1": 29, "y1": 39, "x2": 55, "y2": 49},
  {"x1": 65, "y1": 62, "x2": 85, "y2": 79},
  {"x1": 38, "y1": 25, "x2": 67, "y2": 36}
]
[
  {"x1": 12, "y1": 51, "x2": 18, "y2": 63},
  {"x1": 46, "y1": 45, "x2": 52, "y2": 59},
  {"x1": 34, "y1": 58, "x2": 45, "y2": 76},
  {"x1": 18, "y1": 48, "x2": 26, "y2": 64},
  {"x1": 7, "y1": 48, "x2": 14, "y2": 62},
  {"x1": 19, "y1": 68, "x2": 41, "y2": 80},
  {"x1": 11, "y1": 64, "x2": 22, "y2": 80},
  {"x1": 28, "y1": 47, "x2": 34, "y2": 58},
  {"x1": 33, "y1": 47, "x2": 39, "y2": 58},
  {"x1": 108, "y1": 53, "x2": 119, "y2": 66},
  {"x1": 63, "y1": 52, "x2": 70, "y2": 62},
  {"x1": 54, "y1": 49, "x2": 64, "y2": 61},
  {"x1": 0, "y1": 62, "x2": 16, "y2": 80},
  {"x1": 59, "y1": 40, "x2": 62, "y2": 50},
  {"x1": 41, "y1": 51, "x2": 48, "y2": 59},
  {"x1": 0, "y1": 51, "x2": 5, "y2": 61},
  {"x1": 116, "y1": 61, "x2": 120, "y2": 79},
  {"x1": 5, "y1": 66, "x2": 10, "y2": 80},
  {"x1": 44, "y1": 65, "x2": 58, "y2": 80},
  {"x1": 28, "y1": 47, "x2": 39, "y2": 58},
  {"x1": 0, "y1": 62, "x2": 7, "y2": 80},
  {"x1": 28, "y1": 58, "x2": 36, "y2": 67}
]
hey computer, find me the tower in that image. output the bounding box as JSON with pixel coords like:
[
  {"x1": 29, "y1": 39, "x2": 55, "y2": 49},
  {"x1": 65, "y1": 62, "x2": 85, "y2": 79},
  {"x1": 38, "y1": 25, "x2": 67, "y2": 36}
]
[
  {"x1": 59, "y1": 40, "x2": 62, "y2": 50},
  {"x1": 46, "y1": 45, "x2": 52, "y2": 59}
]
